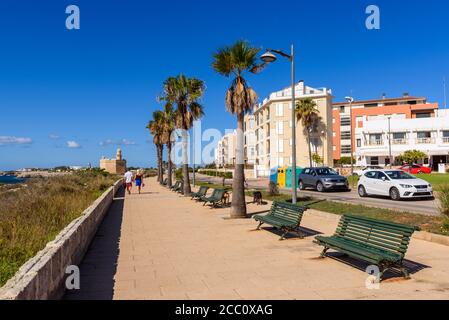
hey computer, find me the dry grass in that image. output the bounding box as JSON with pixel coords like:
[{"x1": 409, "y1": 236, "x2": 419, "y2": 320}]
[{"x1": 0, "y1": 170, "x2": 117, "y2": 286}]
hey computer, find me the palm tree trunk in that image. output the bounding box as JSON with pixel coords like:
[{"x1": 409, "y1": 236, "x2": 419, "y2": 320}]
[
  {"x1": 156, "y1": 144, "x2": 161, "y2": 182},
  {"x1": 230, "y1": 112, "x2": 247, "y2": 218},
  {"x1": 160, "y1": 144, "x2": 165, "y2": 184},
  {"x1": 307, "y1": 130, "x2": 313, "y2": 167},
  {"x1": 167, "y1": 142, "x2": 173, "y2": 187},
  {"x1": 182, "y1": 129, "x2": 191, "y2": 196}
]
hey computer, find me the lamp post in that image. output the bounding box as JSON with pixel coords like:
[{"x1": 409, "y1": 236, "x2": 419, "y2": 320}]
[
  {"x1": 345, "y1": 96, "x2": 355, "y2": 187},
  {"x1": 387, "y1": 116, "x2": 392, "y2": 168},
  {"x1": 261, "y1": 45, "x2": 297, "y2": 204}
]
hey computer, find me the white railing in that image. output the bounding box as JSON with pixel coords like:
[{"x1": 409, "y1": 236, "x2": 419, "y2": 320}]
[
  {"x1": 416, "y1": 138, "x2": 435, "y2": 144},
  {"x1": 367, "y1": 140, "x2": 383, "y2": 146},
  {"x1": 392, "y1": 138, "x2": 407, "y2": 145},
  {"x1": 442, "y1": 137, "x2": 449, "y2": 144}
]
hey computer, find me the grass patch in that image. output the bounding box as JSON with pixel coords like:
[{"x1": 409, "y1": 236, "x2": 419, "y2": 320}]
[
  {"x1": 415, "y1": 173, "x2": 449, "y2": 187},
  {"x1": 0, "y1": 170, "x2": 117, "y2": 286},
  {"x1": 245, "y1": 190, "x2": 448, "y2": 237}
]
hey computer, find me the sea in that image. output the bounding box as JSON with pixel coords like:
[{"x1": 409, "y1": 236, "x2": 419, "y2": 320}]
[{"x1": 0, "y1": 175, "x2": 26, "y2": 184}]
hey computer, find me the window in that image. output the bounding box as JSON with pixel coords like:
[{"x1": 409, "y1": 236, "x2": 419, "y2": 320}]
[
  {"x1": 340, "y1": 117, "x2": 351, "y2": 126},
  {"x1": 341, "y1": 131, "x2": 351, "y2": 140},
  {"x1": 277, "y1": 121, "x2": 284, "y2": 134},
  {"x1": 369, "y1": 134, "x2": 382, "y2": 145},
  {"x1": 443, "y1": 131, "x2": 449, "y2": 138},
  {"x1": 339, "y1": 106, "x2": 345, "y2": 113},
  {"x1": 393, "y1": 132, "x2": 406, "y2": 140},
  {"x1": 277, "y1": 140, "x2": 284, "y2": 153},
  {"x1": 276, "y1": 104, "x2": 284, "y2": 116},
  {"x1": 370, "y1": 157, "x2": 379, "y2": 165},
  {"x1": 278, "y1": 157, "x2": 284, "y2": 167},
  {"x1": 416, "y1": 113, "x2": 431, "y2": 118},
  {"x1": 356, "y1": 139, "x2": 361, "y2": 147},
  {"x1": 417, "y1": 131, "x2": 431, "y2": 139},
  {"x1": 364, "y1": 171, "x2": 377, "y2": 179},
  {"x1": 341, "y1": 146, "x2": 352, "y2": 154},
  {"x1": 377, "y1": 172, "x2": 389, "y2": 180}
]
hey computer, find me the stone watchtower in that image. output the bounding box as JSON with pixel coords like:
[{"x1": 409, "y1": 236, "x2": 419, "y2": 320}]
[{"x1": 100, "y1": 148, "x2": 127, "y2": 174}]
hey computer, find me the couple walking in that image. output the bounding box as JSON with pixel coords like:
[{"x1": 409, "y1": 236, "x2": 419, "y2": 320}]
[{"x1": 124, "y1": 169, "x2": 144, "y2": 195}]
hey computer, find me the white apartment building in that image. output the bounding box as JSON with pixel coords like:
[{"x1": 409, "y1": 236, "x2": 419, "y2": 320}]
[
  {"x1": 246, "y1": 81, "x2": 334, "y2": 177},
  {"x1": 214, "y1": 130, "x2": 237, "y2": 167},
  {"x1": 244, "y1": 115, "x2": 256, "y2": 166},
  {"x1": 356, "y1": 109, "x2": 449, "y2": 170}
]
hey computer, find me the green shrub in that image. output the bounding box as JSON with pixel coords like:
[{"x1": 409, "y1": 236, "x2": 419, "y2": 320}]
[
  {"x1": 437, "y1": 184, "x2": 449, "y2": 217},
  {"x1": 268, "y1": 181, "x2": 279, "y2": 196},
  {"x1": 199, "y1": 170, "x2": 232, "y2": 179}
]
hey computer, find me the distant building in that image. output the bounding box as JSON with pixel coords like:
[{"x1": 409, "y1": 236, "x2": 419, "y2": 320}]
[
  {"x1": 356, "y1": 109, "x2": 449, "y2": 170},
  {"x1": 215, "y1": 131, "x2": 237, "y2": 167},
  {"x1": 100, "y1": 149, "x2": 127, "y2": 174},
  {"x1": 249, "y1": 81, "x2": 334, "y2": 177},
  {"x1": 332, "y1": 94, "x2": 439, "y2": 163}
]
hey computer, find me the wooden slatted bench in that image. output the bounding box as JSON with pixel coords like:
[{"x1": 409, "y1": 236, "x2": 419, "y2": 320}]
[
  {"x1": 314, "y1": 214, "x2": 419, "y2": 280},
  {"x1": 191, "y1": 186, "x2": 209, "y2": 200},
  {"x1": 253, "y1": 201, "x2": 308, "y2": 240},
  {"x1": 200, "y1": 189, "x2": 226, "y2": 207}
]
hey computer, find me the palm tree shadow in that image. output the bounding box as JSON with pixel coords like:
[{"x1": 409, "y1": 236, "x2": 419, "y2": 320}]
[
  {"x1": 323, "y1": 252, "x2": 430, "y2": 280},
  {"x1": 64, "y1": 187, "x2": 125, "y2": 300}
]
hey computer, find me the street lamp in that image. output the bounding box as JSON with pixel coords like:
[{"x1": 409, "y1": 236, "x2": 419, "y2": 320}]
[
  {"x1": 387, "y1": 116, "x2": 392, "y2": 168},
  {"x1": 261, "y1": 45, "x2": 297, "y2": 204},
  {"x1": 345, "y1": 96, "x2": 355, "y2": 187}
]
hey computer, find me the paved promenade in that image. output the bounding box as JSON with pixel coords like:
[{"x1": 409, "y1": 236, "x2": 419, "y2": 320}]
[{"x1": 65, "y1": 178, "x2": 449, "y2": 300}]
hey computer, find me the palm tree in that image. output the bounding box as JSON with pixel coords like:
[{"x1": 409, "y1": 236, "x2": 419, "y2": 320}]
[
  {"x1": 161, "y1": 75, "x2": 205, "y2": 196},
  {"x1": 296, "y1": 98, "x2": 321, "y2": 167},
  {"x1": 161, "y1": 103, "x2": 176, "y2": 187},
  {"x1": 147, "y1": 110, "x2": 165, "y2": 183},
  {"x1": 212, "y1": 40, "x2": 260, "y2": 218}
]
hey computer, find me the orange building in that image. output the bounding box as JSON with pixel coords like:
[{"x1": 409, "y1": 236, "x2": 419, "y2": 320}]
[{"x1": 332, "y1": 94, "x2": 439, "y2": 163}]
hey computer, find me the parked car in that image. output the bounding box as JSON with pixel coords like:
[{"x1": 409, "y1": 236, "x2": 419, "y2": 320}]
[
  {"x1": 298, "y1": 167, "x2": 349, "y2": 192},
  {"x1": 354, "y1": 166, "x2": 383, "y2": 176},
  {"x1": 357, "y1": 169, "x2": 433, "y2": 201},
  {"x1": 399, "y1": 164, "x2": 432, "y2": 175}
]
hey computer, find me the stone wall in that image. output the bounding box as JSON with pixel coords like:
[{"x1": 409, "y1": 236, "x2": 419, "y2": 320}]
[{"x1": 0, "y1": 180, "x2": 123, "y2": 300}]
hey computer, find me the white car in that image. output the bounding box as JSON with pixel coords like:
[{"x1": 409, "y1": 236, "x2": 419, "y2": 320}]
[
  {"x1": 354, "y1": 166, "x2": 383, "y2": 176},
  {"x1": 357, "y1": 170, "x2": 434, "y2": 201}
]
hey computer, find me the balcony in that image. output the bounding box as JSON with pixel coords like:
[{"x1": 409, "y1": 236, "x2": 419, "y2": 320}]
[
  {"x1": 392, "y1": 138, "x2": 407, "y2": 145},
  {"x1": 367, "y1": 140, "x2": 384, "y2": 146},
  {"x1": 416, "y1": 138, "x2": 435, "y2": 144},
  {"x1": 443, "y1": 137, "x2": 449, "y2": 144}
]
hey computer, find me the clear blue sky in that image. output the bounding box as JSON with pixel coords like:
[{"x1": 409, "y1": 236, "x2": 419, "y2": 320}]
[{"x1": 1, "y1": 0, "x2": 449, "y2": 170}]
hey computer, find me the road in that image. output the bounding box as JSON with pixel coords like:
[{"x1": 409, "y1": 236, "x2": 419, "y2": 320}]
[{"x1": 190, "y1": 173, "x2": 440, "y2": 216}]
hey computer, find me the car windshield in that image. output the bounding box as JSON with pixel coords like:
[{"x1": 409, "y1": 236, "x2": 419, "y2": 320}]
[
  {"x1": 316, "y1": 168, "x2": 338, "y2": 176},
  {"x1": 385, "y1": 170, "x2": 416, "y2": 180}
]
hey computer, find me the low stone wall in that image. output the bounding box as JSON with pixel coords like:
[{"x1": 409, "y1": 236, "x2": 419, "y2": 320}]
[{"x1": 0, "y1": 179, "x2": 123, "y2": 300}]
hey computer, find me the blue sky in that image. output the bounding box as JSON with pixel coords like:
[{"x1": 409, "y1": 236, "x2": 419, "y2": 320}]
[{"x1": 1, "y1": 0, "x2": 449, "y2": 170}]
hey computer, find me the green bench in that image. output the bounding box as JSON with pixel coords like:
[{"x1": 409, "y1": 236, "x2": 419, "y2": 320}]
[
  {"x1": 314, "y1": 214, "x2": 419, "y2": 280},
  {"x1": 170, "y1": 181, "x2": 180, "y2": 191},
  {"x1": 191, "y1": 186, "x2": 209, "y2": 200},
  {"x1": 174, "y1": 181, "x2": 184, "y2": 193},
  {"x1": 162, "y1": 178, "x2": 168, "y2": 186},
  {"x1": 200, "y1": 188, "x2": 227, "y2": 207},
  {"x1": 253, "y1": 201, "x2": 308, "y2": 240}
]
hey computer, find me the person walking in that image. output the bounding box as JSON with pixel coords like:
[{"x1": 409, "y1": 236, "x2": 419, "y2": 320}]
[
  {"x1": 124, "y1": 169, "x2": 134, "y2": 195},
  {"x1": 135, "y1": 169, "x2": 144, "y2": 194}
]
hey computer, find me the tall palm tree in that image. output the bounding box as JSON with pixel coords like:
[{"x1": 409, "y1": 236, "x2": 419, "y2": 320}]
[
  {"x1": 147, "y1": 110, "x2": 165, "y2": 183},
  {"x1": 212, "y1": 40, "x2": 260, "y2": 218},
  {"x1": 161, "y1": 75, "x2": 205, "y2": 196},
  {"x1": 161, "y1": 103, "x2": 176, "y2": 187},
  {"x1": 296, "y1": 98, "x2": 321, "y2": 167}
]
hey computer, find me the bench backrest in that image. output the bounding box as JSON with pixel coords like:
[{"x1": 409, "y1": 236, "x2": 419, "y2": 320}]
[
  {"x1": 270, "y1": 201, "x2": 306, "y2": 225},
  {"x1": 210, "y1": 188, "x2": 225, "y2": 199},
  {"x1": 335, "y1": 215, "x2": 418, "y2": 256},
  {"x1": 198, "y1": 186, "x2": 209, "y2": 196}
]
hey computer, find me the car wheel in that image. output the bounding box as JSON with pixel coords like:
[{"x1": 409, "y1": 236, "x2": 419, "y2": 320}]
[
  {"x1": 390, "y1": 187, "x2": 401, "y2": 201},
  {"x1": 316, "y1": 182, "x2": 325, "y2": 192},
  {"x1": 358, "y1": 185, "x2": 367, "y2": 197},
  {"x1": 298, "y1": 180, "x2": 305, "y2": 190}
]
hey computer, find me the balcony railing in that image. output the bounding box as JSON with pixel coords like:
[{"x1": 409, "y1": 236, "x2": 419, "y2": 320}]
[
  {"x1": 367, "y1": 140, "x2": 383, "y2": 146},
  {"x1": 392, "y1": 138, "x2": 407, "y2": 145},
  {"x1": 442, "y1": 137, "x2": 449, "y2": 144},
  {"x1": 416, "y1": 138, "x2": 435, "y2": 144}
]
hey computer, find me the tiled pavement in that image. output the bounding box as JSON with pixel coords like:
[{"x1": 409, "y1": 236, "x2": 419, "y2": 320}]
[{"x1": 65, "y1": 178, "x2": 449, "y2": 300}]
